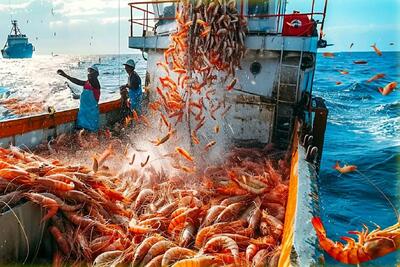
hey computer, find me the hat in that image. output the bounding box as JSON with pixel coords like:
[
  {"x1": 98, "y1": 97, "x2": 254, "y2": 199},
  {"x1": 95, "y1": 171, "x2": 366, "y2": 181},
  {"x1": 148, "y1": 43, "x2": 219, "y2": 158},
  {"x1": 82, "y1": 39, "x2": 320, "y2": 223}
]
[
  {"x1": 88, "y1": 65, "x2": 99, "y2": 74},
  {"x1": 123, "y1": 59, "x2": 136, "y2": 68}
]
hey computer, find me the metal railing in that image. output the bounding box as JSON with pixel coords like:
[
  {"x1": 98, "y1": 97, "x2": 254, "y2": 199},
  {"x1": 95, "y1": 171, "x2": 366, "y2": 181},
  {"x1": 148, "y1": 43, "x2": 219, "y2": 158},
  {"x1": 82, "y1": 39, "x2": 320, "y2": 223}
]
[{"x1": 129, "y1": 0, "x2": 328, "y2": 38}]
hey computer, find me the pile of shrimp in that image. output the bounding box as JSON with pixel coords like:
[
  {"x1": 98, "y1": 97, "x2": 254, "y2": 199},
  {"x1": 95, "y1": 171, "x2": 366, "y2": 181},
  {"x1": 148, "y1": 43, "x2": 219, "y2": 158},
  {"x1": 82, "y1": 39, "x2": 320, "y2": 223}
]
[
  {"x1": 150, "y1": 0, "x2": 246, "y2": 153},
  {"x1": 0, "y1": 98, "x2": 44, "y2": 116},
  {"x1": 0, "y1": 143, "x2": 289, "y2": 267}
]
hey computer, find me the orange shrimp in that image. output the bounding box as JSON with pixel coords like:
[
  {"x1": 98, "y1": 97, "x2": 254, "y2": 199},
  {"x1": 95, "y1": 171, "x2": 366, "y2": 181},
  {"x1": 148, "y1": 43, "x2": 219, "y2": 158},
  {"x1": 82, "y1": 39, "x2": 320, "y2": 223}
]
[
  {"x1": 49, "y1": 226, "x2": 70, "y2": 255},
  {"x1": 176, "y1": 147, "x2": 194, "y2": 162},
  {"x1": 141, "y1": 240, "x2": 177, "y2": 266},
  {"x1": 312, "y1": 217, "x2": 400, "y2": 264},
  {"x1": 36, "y1": 177, "x2": 75, "y2": 191},
  {"x1": 202, "y1": 235, "x2": 239, "y2": 259},
  {"x1": 204, "y1": 140, "x2": 216, "y2": 151},
  {"x1": 129, "y1": 224, "x2": 156, "y2": 235},
  {"x1": 171, "y1": 256, "x2": 221, "y2": 267},
  {"x1": 168, "y1": 207, "x2": 199, "y2": 233},
  {"x1": 162, "y1": 247, "x2": 196, "y2": 267},
  {"x1": 132, "y1": 235, "x2": 165, "y2": 266},
  {"x1": 160, "y1": 113, "x2": 170, "y2": 128},
  {"x1": 371, "y1": 43, "x2": 382, "y2": 56},
  {"x1": 195, "y1": 220, "x2": 245, "y2": 248},
  {"x1": 0, "y1": 160, "x2": 14, "y2": 170},
  {"x1": 145, "y1": 254, "x2": 164, "y2": 267},
  {"x1": 246, "y1": 243, "x2": 259, "y2": 262},
  {"x1": 333, "y1": 161, "x2": 357, "y2": 174},
  {"x1": 97, "y1": 144, "x2": 114, "y2": 167},
  {"x1": 157, "y1": 61, "x2": 170, "y2": 75},
  {"x1": 24, "y1": 193, "x2": 59, "y2": 222},
  {"x1": 214, "y1": 124, "x2": 220, "y2": 134},
  {"x1": 191, "y1": 131, "x2": 200, "y2": 145},
  {"x1": 367, "y1": 73, "x2": 385, "y2": 83},
  {"x1": 226, "y1": 78, "x2": 237, "y2": 91},
  {"x1": 0, "y1": 168, "x2": 31, "y2": 184}
]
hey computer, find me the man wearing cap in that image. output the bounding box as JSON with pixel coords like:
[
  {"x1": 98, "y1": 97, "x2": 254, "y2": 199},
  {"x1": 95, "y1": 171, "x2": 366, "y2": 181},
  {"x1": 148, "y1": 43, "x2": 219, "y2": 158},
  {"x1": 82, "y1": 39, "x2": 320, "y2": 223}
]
[
  {"x1": 57, "y1": 65, "x2": 101, "y2": 132},
  {"x1": 120, "y1": 59, "x2": 142, "y2": 115}
]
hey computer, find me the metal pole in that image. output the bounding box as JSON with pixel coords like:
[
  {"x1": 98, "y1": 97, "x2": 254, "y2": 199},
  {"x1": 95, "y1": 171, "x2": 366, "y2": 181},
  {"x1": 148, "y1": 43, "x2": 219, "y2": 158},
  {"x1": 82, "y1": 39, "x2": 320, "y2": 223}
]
[
  {"x1": 311, "y1": 0, "x2": 315, "y2": 19},
  {"x1": 319, "y1": 0, "x2": 328, "y2": 39}
]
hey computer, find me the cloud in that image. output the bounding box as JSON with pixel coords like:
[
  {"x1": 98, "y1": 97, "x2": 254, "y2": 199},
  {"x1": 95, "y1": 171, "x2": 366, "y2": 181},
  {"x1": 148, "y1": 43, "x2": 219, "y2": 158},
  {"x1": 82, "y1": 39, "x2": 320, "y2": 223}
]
[
  {"x1": 49, "y1": 20, "x2": 63, "y2": 28},
  {"x1": 68, "y1": 18, "x2": 88, "y2": 25},
  {"x1": 0, "y1": 1, "x2": 33, "y2": 12},
  {"x1": 99, "y1": 16, "x2": 130, "y2": 25},
  {"x1": 52, "y1": 0, "x2": 130, "y2": 17}
]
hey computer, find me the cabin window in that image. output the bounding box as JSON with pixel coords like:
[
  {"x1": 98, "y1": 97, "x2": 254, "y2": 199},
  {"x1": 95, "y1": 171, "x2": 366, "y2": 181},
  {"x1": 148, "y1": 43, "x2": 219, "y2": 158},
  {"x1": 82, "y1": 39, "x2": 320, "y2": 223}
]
[
  {"x1": 248, "y1": 0, "x2": 270, "y2": 16},
  {"x1": 155, "y1": 3, "x2": 176, "y2": 26}
]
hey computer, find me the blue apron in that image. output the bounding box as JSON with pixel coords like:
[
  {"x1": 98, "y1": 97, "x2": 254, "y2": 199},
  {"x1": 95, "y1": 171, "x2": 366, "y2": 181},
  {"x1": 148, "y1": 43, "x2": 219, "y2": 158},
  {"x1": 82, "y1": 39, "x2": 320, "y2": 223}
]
[
  {"x1": 129, "y1": 83, "x2": 142, "y2": 116},
  {"x1": 77, "y1": 89, "x2": 99, "y2": 132}
]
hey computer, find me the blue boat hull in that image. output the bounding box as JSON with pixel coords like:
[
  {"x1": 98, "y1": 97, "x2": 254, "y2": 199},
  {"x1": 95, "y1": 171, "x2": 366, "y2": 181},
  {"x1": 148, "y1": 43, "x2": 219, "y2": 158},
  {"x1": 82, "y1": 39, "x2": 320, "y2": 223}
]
[{"x1": 1, "y1": 44, "x2": 33, "y2": 59}]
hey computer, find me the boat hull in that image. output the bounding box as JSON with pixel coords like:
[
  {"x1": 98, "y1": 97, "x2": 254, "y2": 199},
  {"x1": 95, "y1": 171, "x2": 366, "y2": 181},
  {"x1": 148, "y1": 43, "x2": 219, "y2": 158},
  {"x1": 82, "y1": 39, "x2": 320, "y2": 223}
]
[
  {"x1": 1, "y1": 44, "x2": 34, "y2": 59},
  {"x1": 0, "y1": 99, "x2": 121, "y2": 149}
]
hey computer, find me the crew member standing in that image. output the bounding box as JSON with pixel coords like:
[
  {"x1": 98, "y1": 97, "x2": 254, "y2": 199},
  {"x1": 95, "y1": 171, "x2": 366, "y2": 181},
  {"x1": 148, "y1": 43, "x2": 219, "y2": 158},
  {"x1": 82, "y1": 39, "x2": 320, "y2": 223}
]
[
  {"x1": 57, "y1": 65, "x2": 101, "y2": 132},
  {"x1": 120, "y1": 59, "x2": 142, "y2": 115}
]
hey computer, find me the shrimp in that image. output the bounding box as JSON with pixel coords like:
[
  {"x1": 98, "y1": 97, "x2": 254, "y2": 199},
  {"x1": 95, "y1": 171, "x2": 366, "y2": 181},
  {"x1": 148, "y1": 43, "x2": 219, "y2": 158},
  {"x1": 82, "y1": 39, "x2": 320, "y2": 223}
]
[
  {"x1": 161, "y1": 247, "x2": 196, "y2": 267},
  {"x1": 215, "y1": 201, "x2": 247, "y2": 223},
  {"x1": 168, "y1": 207, "x2": 199, "y2": 233},
  {"x1": 171, "y1": 256, "x2": 221, "y2": 267},
  {"x1": 195, "y1": 220, "x2": 245, "y2": 248},
  {"x1": 371, "y1": 43, "x2": 382, "y2": 56},
  {"x1": 141, "y1": 155, "x2": 150, "y2": 168},
  {"x1": 129, "y1": 154, "x2": 136, "y2": 165},
  {"x1": 49, "y1": 226, "x2": 70, "y2": 255},
  {"x1": 132, "y1": 235, "x2": 165, "y2": 266},
  {"x1": 204, "y1": 140, "x2": 216, "y2": 151},
  {"x1": 246, "y1": 243, "x2": 259, "y2": 262},
  {"x1": 24, "y1": 193, "x2": 59, "y2": 222},
  {"x1": 333, "y1": 161, "x2": 357, "y2": 174},
  {"x1": 36, "y1": 177, "x2": 75, "y2": 191},
  {"x1": 202, "y1": 205, "x2": 226, "y2": 227},
  {"x1": 226, "y1": 78, "x2": 237, "y2": 91},
  {"x1": 97, "y1": 144, "x2": 114, "y2": 167},
  {"x1": 312, "y1": 217, "x2": 400, "y2": 264},
  {"x1": 179, "y1": 222, "x2": 197, "y2": 247},
  {"x1": 155, "y1": 130, "x2": 176, "y2": 146},
  {"x1": 141, "y1": 240, "x2": 176, "y2": 266},
  {"x1": 202, "y1": 235, "x2": 239, "y2": 260},
  {"x1": 144, "y1": 254, "x2": 164, "y2": 267},
  {"x1": 260, "y1": 210, "x2": 283, "y2": 240},
  {"x1": 176, "y1": 147, "x2": 194, "y2": 162}
]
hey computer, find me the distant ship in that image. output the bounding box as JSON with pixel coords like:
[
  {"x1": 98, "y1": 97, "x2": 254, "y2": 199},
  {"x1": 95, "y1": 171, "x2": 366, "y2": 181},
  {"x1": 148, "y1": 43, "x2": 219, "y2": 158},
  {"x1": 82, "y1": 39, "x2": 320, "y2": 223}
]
[{"x1": 1, "y1": 20, "x2": 34, "y2": 59}]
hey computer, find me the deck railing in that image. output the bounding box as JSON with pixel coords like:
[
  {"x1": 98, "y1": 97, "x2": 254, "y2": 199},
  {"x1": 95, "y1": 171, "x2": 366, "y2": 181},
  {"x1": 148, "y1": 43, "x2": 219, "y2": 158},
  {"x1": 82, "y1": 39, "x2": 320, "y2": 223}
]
[{"x1": 129, "y1": 0, "x2": 328, "y2": 39}]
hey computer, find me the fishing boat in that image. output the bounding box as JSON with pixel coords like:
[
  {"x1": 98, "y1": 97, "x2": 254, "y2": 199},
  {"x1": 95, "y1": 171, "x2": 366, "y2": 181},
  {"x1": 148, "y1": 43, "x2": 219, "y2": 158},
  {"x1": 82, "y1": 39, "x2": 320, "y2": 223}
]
[
  {"x1": 127, "y1": 0, "x2": 328, "y2": 265},
  {"x1": 0, "y1": 0, "x2": 329, "y2": 266},
  {"x1": 1, "y1": 20, "x2": 34, "y2": 59}
]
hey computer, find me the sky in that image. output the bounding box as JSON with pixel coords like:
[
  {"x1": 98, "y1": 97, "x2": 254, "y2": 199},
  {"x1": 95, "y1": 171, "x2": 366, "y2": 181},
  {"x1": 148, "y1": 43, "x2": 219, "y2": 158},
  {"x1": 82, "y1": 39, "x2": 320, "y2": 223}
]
[{"x1": 0, "y1": 0, "x2": 399, "y2": 55}]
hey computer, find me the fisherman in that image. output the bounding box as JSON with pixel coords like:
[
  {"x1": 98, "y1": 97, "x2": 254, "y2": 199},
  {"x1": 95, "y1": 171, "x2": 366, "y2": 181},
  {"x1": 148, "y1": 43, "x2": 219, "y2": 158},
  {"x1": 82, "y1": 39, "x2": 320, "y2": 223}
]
[
  {"x1": 120, "y1": 59, "x2": 142, "y2": 115},
  {"x1": 57, "y1": 65, "x2": 101, "y2": 132}
]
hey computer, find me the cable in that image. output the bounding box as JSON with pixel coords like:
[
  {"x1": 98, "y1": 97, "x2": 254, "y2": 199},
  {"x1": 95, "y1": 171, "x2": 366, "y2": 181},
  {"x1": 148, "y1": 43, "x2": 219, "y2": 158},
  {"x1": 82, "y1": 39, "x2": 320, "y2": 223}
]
[{"x1": 118, "y1": 0, "x2": 121, "y2": 87}]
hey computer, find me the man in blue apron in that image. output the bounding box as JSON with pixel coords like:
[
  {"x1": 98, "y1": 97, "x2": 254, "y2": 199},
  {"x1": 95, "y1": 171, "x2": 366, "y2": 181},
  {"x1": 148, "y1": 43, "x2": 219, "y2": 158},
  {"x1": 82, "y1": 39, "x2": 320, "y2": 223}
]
[
  {"x1": 120, "y1": 59, "x2": 142, "y2": 115},
  {"x1": 57, "y1": 65, "x2": 101, "y2": 132}
]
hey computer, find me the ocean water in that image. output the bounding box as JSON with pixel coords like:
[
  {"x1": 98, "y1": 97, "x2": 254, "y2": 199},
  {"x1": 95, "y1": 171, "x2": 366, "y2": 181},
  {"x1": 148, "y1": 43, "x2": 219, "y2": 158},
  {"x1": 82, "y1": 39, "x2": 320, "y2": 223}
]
[
  {"x1": 315, "y1": 52, "x2": 399, "y2": 266},
  {"x1": 0, "y1": 54, "x2": 146, "y2": 120},
  {"x1": 0, "y1": 52, "x2": 399, "y2": 266}
]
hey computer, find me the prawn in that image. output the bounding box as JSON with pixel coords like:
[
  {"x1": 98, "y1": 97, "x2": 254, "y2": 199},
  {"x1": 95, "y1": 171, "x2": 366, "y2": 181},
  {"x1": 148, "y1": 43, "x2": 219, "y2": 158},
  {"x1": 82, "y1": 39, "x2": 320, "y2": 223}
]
[
  {"x1": 176, "y1": 147, "x2": 194, "y2": 162},
  {"x1": 312, "y1": 217, "x2": 400, "y2": 264}
]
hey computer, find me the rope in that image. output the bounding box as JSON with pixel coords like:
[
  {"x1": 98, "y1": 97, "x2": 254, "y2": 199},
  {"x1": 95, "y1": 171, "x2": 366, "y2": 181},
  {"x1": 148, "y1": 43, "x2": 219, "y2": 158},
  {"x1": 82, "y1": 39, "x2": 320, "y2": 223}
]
[
  {"x1": 355, "y1": 170, "x2": 400, "y2": 223},
  {"x1": 118, "y1": 0, "x2": 121, "y2": 88}
]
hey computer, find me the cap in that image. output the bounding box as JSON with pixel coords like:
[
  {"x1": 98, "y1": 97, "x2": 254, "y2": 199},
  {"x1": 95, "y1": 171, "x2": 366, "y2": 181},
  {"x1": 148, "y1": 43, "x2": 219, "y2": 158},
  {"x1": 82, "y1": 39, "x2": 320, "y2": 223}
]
[
  {"x1": 123, "y1": 59, "x2": 136, "y2": 68},
  {"x1": 88, "y1": 65, "x2": 99, "y2": 74}
]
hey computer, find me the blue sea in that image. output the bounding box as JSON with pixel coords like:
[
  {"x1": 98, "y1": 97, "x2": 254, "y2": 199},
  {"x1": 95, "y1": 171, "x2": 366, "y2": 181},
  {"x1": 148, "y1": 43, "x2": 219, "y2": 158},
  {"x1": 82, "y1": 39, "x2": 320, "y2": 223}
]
[
  {"x1": 0, "y1": 52, "x2": 399, "y2": 266},
  {"x1": 315, "y1": 52, "x2": 399, "y2": 266}
]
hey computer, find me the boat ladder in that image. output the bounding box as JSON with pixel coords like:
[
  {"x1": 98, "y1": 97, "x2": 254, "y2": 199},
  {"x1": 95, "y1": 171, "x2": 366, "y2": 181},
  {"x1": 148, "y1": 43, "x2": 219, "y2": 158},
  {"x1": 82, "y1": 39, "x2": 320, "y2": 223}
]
[{"x1": 274, "y1": 38, "x2": 305, "y2": 147}]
